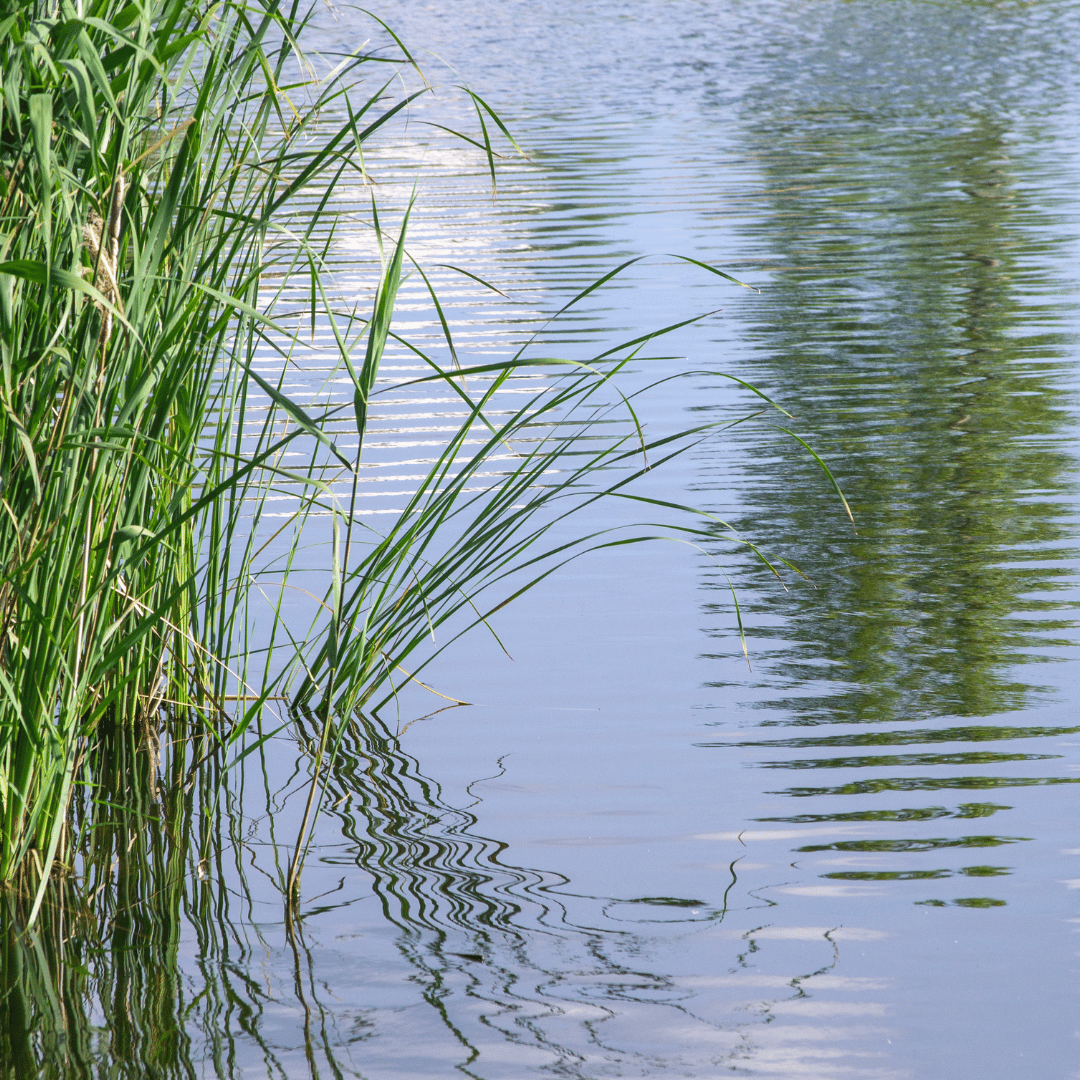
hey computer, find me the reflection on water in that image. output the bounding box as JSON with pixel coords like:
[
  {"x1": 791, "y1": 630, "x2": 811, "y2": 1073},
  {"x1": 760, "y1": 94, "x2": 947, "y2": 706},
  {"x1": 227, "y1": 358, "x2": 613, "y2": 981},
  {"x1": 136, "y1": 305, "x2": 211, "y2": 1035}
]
[
  {"x1": 690, "y1": 0, "x2": 1080, "y2": 965},
  {"x1": 702, "y1": 74, "x2": 1079, "y2": 728},
  {"x1": 2, "y1": 713, "x2": 788, "y2": 1079},
  {"x1": 4, "y1": 0, "x2": 1080, "y2": 1076}
]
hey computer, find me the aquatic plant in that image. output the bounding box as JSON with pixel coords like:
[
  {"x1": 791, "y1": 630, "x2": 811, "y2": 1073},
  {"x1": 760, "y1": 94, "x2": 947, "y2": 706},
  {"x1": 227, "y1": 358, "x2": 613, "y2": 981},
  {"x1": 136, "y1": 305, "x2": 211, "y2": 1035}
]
[
  {"x1": 0, "y1": 0, "x2": 443, "y2": 910},
  {"x1": 0, "y1": 0, "x2": 843, "y2": 919}
]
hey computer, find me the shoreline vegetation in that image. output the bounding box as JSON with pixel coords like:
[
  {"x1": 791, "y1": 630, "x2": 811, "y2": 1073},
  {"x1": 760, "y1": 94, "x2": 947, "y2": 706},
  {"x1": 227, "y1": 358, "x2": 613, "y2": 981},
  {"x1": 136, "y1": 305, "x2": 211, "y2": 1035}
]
[{"x1": 0, "y1": 0, "x2": 843, "y2": 1036}]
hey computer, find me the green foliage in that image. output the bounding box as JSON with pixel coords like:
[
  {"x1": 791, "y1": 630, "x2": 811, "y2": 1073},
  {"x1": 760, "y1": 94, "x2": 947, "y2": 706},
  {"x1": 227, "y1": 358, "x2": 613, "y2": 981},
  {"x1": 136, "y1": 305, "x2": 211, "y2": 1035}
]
[
  {"x1": 0, "y1": 0, "x2": 834, "y2": 915},
  {"x1": 0, "y1": 0, "x2": 422, "y2": 903}
]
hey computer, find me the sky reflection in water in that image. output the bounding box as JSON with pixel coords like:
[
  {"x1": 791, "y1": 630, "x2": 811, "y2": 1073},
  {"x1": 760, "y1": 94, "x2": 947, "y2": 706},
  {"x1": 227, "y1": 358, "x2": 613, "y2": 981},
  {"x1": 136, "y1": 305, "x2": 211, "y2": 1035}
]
[{"x1": 6, "y1": 0, "x2": 1080, "y2": 1076}]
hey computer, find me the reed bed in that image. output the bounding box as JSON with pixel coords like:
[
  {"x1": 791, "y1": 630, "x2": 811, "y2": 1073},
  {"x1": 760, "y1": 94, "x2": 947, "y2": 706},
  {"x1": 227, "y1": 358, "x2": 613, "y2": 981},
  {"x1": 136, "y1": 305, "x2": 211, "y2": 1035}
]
[
  {"x1": 0, "y1": 0, "x2": 844, "y2": 927},
  {"x1": 0, "y1": 0, "x2": 434, "y2": 910}
]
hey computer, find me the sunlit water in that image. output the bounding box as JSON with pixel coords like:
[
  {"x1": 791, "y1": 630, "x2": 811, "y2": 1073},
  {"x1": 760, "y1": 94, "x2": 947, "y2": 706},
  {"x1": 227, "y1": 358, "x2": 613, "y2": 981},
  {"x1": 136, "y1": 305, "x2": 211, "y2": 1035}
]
[{"x1": 21, "y1": 1, "x2": 1080, "y2": 1077}]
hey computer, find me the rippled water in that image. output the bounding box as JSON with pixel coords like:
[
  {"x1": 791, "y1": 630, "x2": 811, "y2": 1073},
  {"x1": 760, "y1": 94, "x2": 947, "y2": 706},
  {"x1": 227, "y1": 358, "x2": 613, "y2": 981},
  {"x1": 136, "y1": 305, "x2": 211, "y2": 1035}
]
[{"x1": 12, "y1": 1, "x2": 1080, "y2": 1077}]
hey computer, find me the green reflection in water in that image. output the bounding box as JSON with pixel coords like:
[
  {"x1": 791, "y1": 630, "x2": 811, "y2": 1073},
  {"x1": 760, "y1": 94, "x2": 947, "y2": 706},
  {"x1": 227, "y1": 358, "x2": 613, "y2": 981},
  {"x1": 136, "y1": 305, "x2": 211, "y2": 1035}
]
[
  {"x1": 759, "y1": 751, "x2": 1057, "y2": 770},
  {"x1": 917, "y1": 898, "x2": 1007, "y2": 909},
  {"x1": 718, "y1": 724, "x2": 1080, "y2": 749},
  {"x1": 700, "y1": 78, "x2": 1079, "y2": 729},
  {"x1": 774, "y1": 774, "x2": 1080, "y2": 797},
  {"x1": 796, "y1": 836, "x2": 1028, "y2": 853},
  {"x1": 688, "y1": 0, "x2": 1080, "y2": 913},
  {"x1": 626, "y1": 896, "x2": 707, "y2": 907},
  {"x1": 822, "y1": 870, "x2": 952, "y2": 881},
  {"x1": 822, "y1": 865, "x2": 1010, "y2": 881},
  {"x1": 0, "y1": 718, "x2": 240, "y2": 1080},
  {"x1": 757, "y1": 802, "x2": 1011, "y2": 822}
]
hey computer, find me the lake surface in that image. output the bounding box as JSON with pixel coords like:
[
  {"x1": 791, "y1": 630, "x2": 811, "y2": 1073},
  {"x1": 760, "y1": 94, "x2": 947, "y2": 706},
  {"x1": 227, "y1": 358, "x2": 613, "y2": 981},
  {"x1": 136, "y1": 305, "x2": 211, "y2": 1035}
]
[{"x1": 21, "y1": 1, "x2": 1080, "y2": 1076}]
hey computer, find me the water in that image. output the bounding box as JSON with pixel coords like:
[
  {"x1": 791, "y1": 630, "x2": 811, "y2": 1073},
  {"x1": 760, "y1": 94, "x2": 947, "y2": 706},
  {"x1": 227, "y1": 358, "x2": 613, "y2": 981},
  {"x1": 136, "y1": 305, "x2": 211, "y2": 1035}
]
[{"x1": 11, "y1": 1, "x2": 1080, "y2": 1076}]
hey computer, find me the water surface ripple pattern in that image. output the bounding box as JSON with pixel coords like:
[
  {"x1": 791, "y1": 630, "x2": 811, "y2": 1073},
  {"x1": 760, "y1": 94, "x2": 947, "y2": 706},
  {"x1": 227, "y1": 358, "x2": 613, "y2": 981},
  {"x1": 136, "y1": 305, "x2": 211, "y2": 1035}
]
[{"x1": 14, "y1": 1, "x2": 1080, "y2": 1077}]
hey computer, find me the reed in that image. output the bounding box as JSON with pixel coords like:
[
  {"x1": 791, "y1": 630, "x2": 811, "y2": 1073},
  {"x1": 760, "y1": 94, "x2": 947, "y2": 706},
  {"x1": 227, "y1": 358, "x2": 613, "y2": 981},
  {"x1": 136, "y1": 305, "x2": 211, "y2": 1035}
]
[
  {"x1": 0, "y1": 0, "x2": 845, "y2": 919},
  {"x1": 0, "y1": 0, "x2": 435, "y2": 908}
]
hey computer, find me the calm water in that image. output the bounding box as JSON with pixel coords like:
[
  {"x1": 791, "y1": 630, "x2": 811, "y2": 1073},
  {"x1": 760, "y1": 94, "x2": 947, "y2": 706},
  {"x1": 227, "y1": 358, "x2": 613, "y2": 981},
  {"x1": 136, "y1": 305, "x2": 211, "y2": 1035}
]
[{"x1": 13, "y1": 1, "x2": 1080, "y2": 1076}]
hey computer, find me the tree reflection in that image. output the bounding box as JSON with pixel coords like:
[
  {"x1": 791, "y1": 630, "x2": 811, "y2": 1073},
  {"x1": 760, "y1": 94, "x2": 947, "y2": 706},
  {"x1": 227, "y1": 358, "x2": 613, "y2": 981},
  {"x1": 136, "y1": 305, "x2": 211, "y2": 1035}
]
[{"x1": 700, "y1": 107, "x2": 1078, "y2": 726}]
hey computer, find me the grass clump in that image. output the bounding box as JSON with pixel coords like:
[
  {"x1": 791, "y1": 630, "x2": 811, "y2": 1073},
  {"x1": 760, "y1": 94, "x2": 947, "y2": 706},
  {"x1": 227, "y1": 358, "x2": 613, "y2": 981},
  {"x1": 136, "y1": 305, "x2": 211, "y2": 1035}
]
[
  {"x1": 0, "y1": 1, "x2": 840, "y2": 919},
  {"x1": 0, "y1": 0, "x2": 424, "y2": 908}
]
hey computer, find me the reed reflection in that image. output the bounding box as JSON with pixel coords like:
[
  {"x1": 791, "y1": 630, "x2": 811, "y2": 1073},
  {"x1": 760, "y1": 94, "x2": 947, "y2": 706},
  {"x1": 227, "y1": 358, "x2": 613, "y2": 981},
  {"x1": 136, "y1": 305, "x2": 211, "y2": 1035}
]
[
  {"x1": 0, "y1": 718, "x2": 258, "y2": 1079},
  {"x1": 2, "y1": 709, "x2": 744, "y2": 1078},
  {"x1": 289, "y1": 709, "x2": 746, "y2": 1076}
]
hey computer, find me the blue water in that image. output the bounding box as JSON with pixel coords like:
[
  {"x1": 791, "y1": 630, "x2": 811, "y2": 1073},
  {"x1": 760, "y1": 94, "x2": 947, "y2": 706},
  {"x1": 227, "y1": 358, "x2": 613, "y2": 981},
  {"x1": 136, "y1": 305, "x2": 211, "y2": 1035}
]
[{"x1": 240, "y1": 2, "x2": 1080, "y2": 1073}]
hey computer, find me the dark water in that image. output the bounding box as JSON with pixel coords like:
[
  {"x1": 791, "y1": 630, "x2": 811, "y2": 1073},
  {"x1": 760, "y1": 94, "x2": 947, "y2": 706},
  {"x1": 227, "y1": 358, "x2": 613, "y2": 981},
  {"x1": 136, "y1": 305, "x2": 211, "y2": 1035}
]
[{"x1": 8, "y1": 1, "x2": 1080, "y2": 1076}]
